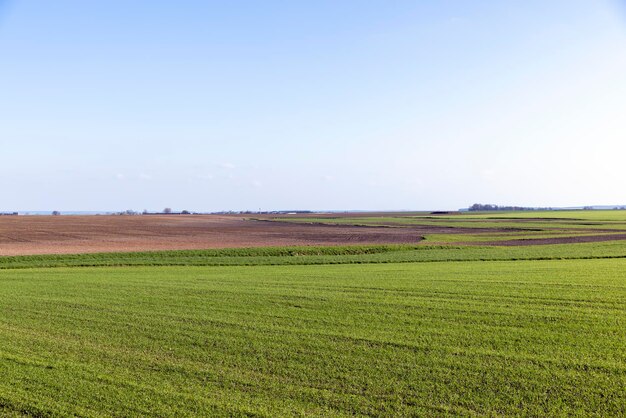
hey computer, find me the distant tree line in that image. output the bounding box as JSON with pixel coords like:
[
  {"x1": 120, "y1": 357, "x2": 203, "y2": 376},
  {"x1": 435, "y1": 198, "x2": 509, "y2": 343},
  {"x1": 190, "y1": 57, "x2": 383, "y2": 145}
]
[{"x1": 468, "y1": 203, "x2": 552, "y2": 212}]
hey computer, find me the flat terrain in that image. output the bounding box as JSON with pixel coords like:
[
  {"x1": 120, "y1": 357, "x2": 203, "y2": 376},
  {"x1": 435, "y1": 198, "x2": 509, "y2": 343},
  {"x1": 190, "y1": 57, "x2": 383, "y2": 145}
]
[
  {"x1": 0, "y1": 215, "x2": 423, "y2": 256},
  {"x1": 0, "y1": 250, "x2": 624, "y2": 416},
  {"x1": 1, "y1": 211, "x2": 625, "y2": 416},
  {"x1": 3, "y1": 210, "x2": 626, "y2": 256},
  {"x1": 270, "y1": 210, "x2": 626, "y2": 246}
]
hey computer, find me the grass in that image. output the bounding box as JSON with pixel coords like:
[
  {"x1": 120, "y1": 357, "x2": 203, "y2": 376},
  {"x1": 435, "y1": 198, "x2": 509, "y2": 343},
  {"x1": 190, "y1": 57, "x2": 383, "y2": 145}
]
[
  {"x1": 4, "y1": 240, "x2": 626, "y2": 269},
  {"x1": 437, "y1": 209, "x2": 626, "y2": 221},
  {"x1": 270, "y1": 216, "x2": 626, "y2": 230},
  {"x1": 1, "y1": 211, "x2": 626, "y2": 416},
  {"x1": 422, "y1": 231, "x2": 626, "y2": 244},
  {"x1": 1, "y1": 259, "x2": 624, "y2": 416}
]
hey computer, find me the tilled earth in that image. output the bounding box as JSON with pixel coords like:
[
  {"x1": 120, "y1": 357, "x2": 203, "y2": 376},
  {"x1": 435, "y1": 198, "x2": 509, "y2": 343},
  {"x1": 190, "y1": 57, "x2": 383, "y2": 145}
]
[{"x1": 0, "y1": 215, "x2": 426, "y2": 256}]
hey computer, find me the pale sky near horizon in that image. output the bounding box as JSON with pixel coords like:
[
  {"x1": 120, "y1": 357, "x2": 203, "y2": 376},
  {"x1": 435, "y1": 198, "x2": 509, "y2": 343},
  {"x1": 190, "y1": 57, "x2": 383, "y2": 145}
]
[{"x1": 1, "y1": 1, "x2": 626, "y2": 212}]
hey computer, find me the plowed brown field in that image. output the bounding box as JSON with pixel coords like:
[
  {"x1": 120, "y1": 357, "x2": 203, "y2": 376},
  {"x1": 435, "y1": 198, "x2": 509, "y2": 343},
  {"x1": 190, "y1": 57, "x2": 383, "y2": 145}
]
[{"x1": 0, "y1": 215, "x2": 423, "y2": 256}]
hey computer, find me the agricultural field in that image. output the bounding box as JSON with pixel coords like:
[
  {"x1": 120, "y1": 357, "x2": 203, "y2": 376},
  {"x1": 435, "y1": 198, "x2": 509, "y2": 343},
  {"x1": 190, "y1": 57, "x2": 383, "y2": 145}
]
[
  {"x1": 0, "y1": 214, "x2": 421, "y2": 256},
  {"x1": 267, "y1": 210, "x2": 626, "y2": 245},
  {"x1": 0, "y1": 211, "x2": 625, "y2": 416}
]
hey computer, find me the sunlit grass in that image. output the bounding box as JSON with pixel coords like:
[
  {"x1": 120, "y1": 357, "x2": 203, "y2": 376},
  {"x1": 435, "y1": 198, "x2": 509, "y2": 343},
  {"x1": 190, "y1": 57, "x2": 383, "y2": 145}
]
[{"x1": 1, "y1": 259, "x2": 624, "y2": 416}]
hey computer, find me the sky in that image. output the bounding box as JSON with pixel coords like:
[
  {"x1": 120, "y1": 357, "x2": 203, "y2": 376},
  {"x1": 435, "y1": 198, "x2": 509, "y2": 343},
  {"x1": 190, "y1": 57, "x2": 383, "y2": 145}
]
[{"x1": 1, "y1": 1, "x2": 626, "y2": 212}]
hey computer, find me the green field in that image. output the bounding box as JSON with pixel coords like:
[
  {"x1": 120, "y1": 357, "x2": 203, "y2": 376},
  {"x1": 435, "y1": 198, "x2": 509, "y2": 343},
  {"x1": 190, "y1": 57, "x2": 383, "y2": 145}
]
[
  {"x1": 266, "y1": 210, "x2": 626, "y2": 245},
  {"x1": 5, "y1": 240, "x2": 626, "y2": 270},
  {"x1": 1, "y1": 235, "x2": 625, "y2": 416}
]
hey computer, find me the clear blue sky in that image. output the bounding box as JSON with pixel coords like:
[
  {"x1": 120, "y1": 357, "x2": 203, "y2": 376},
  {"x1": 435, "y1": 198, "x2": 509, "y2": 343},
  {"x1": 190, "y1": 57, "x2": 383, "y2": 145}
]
[{"x1": 1, "y1": 1, "x2": 626, "y2": 211}]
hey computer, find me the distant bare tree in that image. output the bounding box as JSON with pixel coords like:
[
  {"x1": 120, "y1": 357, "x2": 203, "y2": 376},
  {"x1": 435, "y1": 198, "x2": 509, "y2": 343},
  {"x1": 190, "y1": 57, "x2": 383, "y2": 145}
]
[
  {"x1": 181, "y1": 210, "x2": 190, "y2": 215},
  {"x1": 52, "y1": 211, "x2": 61, "y2": 216},
  {"x1": 163, "y1": 208, "x2": 173, "y2": 214}
]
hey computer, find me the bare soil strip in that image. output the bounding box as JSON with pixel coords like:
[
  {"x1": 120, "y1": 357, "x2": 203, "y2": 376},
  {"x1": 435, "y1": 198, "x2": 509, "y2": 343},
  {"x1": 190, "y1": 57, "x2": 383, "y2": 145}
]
[{"x1": 480, "y1": 233, "x2": 626, "y2": 246}]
